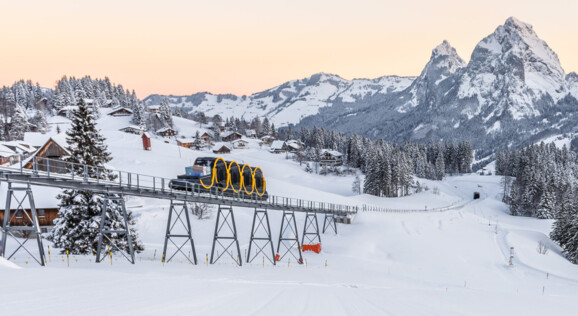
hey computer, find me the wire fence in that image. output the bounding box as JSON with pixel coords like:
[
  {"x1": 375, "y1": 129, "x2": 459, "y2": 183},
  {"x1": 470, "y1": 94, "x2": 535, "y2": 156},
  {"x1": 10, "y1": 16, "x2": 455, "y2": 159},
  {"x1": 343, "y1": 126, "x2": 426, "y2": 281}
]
[{"x1": 360, "y1": 199, "x2": 468, "y2": 214}]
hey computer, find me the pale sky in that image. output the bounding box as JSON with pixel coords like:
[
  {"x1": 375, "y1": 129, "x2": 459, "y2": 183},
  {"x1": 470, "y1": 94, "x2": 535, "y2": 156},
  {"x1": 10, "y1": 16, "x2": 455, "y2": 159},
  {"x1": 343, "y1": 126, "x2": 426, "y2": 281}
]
[{"x1": 1, "y1": 0, "x2": 577, "y2": 98}]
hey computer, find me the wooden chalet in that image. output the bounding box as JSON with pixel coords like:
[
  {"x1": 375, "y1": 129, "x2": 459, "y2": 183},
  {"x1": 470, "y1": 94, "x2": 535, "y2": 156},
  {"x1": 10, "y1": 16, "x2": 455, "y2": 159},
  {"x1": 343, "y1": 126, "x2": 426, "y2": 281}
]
[
  {"x1": 0, "y1": 187, "x2": 61, "y2": 233},
  {"x1": 201, "y1": 131, "x2": 213, "y2": 145},
  {"x1": 156, "y1": 127, "x2": 177, "y2": 138},
  {"x1": 208, "y1": 122, "x2": 226, "y2": 133},
  {"x1": 269, "y1": 140, "x2": 288, "y2": 154},
  {"x1": 108, "y1": 107, "x2": 133, "y2": 117},
  {"x1": 319, "y1": 149, "x2": 344, "y2": 166},
  {"x1": 147, "y1": 105, "x2": 160, "y2": 113},
  {"x1": 177, "y1": 138, "x2": 196, "y2": 149},
  {"x1": 245, "y1": 129, "x2": 257, "y2": 138},
  {"x1": 286, "y1": 139, "x2": 304, "y2": 153},
  {"x1": 261, "y1": 135, "x2": 275, "y2": 146},
  {"x1": 221, "y1": 131, "x2": 243, "y2": 142},
  {"x1": 119, "y1": 125, "x2": 143, "y2": 135},
  {"x1": 212, "y1": 143, "x2": 232, "y2": 154},
  {"x1": 232, "y1": 139, "x2": 249, "y2": 149},
  {"x1": 23, "y1": 137, "x2": 70, "y2": 171}
]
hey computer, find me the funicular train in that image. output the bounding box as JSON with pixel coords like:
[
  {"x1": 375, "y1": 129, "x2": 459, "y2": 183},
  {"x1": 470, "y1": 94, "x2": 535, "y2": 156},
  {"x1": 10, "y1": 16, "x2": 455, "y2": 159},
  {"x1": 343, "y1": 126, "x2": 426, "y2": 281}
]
[{"x1": 169, "y1": 157, "x2": 268, "y2": 200}]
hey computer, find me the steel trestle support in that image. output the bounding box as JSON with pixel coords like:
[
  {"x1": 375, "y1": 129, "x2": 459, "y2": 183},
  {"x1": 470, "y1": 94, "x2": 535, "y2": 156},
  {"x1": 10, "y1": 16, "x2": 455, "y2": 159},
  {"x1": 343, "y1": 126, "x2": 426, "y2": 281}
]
[
  {"x1": 0, "y1": 182, "x2": 46, "y2": 266},
  {"x1": 302, "y1": 212, "x2": 321, "y2": 247},
  {"x1": 210, "y1": 205, "x2": 242, "y2": 266},
  {"x1": 247, "y1": 208, "x2": 275, "y2": 265},
  {"x1": 162, "y1": 200, "x2": 197, "y2": 264},
  {"x1": 276, "y1": 210, "x2": 302, "y2": 263},
  {"x1": 96, "y1": 194, "x2": 135, "y2": 264},
  {"x1": 322, "y1": 213, "x2": 337, "y2": 234}
]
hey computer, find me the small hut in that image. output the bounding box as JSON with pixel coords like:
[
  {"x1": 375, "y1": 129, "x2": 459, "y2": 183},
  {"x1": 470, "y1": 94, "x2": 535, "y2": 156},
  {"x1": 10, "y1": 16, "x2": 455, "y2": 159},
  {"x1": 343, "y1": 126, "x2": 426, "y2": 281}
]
[
  {"x1": 142, "y1": 132, "x2": 151, "y2": 151},
  {"x1": 108, "y1": 107, "x2": 133, "y2": 117},
  {"x1": 156, "y1": 127, "x2": 177, "y2": 138},
  {"x1": 212, "y1": 143, "x2": 231, "y2": 154}
]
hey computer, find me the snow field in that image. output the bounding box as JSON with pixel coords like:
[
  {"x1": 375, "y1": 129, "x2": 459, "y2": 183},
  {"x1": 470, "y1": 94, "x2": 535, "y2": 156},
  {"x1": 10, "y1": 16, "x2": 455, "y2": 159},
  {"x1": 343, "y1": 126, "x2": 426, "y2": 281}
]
[{"x1": 2, "y1": 111, "x2": 578, "y2": 315}]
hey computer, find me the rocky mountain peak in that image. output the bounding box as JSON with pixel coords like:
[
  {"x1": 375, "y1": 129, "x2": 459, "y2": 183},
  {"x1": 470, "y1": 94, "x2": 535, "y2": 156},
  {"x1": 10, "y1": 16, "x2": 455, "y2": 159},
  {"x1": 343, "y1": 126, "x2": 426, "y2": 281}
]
[
  {"x1": 503, "y1": 16, "x2": 536, "y2": 37},
  {"x1": 433, "y1": 40, "x2": 459, "y2": 58}
]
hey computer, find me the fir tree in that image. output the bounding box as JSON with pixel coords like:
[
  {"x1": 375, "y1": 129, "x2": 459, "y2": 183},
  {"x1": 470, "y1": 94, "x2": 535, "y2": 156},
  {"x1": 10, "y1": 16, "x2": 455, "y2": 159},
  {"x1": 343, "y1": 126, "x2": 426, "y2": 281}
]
[
  {"x1": 262, "y1": 117, "x2": 271, "y2": 136},
  {"x1": 9, "y1": 103, "x2": 28, "y2": 140},
  {"x1": 193, "y1": 130, "x2": 202, "y2": 150},
  {"x1": 49, "y1": 99, "x2": 144, "y2": 254},
  {"x1": 159, "y1": 98, "x2": 173, "y2": 128},
  {"x1": 352, "y1": 174, "x2": 361, "y2": 195}
]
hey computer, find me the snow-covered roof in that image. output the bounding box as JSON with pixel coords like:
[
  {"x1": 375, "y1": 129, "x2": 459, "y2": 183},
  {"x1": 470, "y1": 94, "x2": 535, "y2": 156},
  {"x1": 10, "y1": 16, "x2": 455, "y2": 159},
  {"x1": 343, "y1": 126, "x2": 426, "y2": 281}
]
[
  {"x1": 287, "y1": 142, "x2": 302, "y2": 150},
  {"x1": 0, "y1": 144, "x2": 16, "y2": 158},
  {"x1": 245, "y1": 129, "x2": 256, "y2": 136},
  {"x1": 221, "y1": 131, "x2": 241, "y2": 138},
  {"x1": 147, "y1": 105, "x2": 160, "y2": 110},
  {"x1": 119, "y1": 125, "x2": 142, "y2": 131},
  {"x1": 320, "y1": 149, "x2": 343, "y2": 157},
  {"x1": 212, "y1": 142, "x2": 231, "y2": 151},
  {"x1": 156, "y1": 127, "x2": 175, "y2": 133},
  {"x1": 286, "y1": 139, "x2": 303, "y2": 145},
  {"x1": 0, "y1": 141, "x2": 36, "y2": 154},
  {"x1": 232, "y1": 139, "x2": 248, "y2": 144},
  {"x1": 143, "y1": 132, "x2": 152, "y2": 138},
  {"x1": 20, "y1": 136, "x2": 70, "y2": 167},
  {"x1": 177, "y1": 138, "x2": 197, "y2": 143},
  {"x1": 108, "y1": 107, "x2": 133, "y2": 114},
  {"x1": 270, "y1": 140, "x2": 286, "y2": 150}
]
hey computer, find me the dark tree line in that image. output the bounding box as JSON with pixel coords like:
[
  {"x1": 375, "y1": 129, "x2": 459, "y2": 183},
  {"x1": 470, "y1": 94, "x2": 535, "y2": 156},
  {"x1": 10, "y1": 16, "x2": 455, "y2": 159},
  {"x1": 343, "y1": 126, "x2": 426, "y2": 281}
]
[
  {"x1": 0, "y1": 76, "x2": 141, "y2": 140},
  {"x1": 278, "y1": 125, "x2": 473, "y2": 197},
  {"x1": 496, "y1": 142, "x2": 578, "y2": 264}
]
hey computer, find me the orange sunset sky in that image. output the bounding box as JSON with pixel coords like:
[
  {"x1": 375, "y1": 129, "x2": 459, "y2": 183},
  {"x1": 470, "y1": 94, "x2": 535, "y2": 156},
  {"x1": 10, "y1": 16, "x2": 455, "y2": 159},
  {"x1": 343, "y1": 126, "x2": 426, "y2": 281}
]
[{"x1": 1, "y1": 0, "x2": 577, "y2": 98}]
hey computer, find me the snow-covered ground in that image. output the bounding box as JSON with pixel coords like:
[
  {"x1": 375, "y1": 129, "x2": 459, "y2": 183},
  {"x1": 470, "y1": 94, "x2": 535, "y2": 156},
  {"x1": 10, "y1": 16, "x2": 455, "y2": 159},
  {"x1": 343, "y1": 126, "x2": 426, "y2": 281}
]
[{"x1": 2, "y1": 111, "x2": 578, "y2": 315}]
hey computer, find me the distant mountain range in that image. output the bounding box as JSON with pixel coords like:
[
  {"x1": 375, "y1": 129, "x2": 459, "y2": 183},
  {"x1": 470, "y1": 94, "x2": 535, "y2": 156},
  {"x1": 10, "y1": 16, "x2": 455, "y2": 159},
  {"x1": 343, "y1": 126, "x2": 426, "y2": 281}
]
[{"x1": 144, "y1": 17, "x2": 578, "y2": 159}]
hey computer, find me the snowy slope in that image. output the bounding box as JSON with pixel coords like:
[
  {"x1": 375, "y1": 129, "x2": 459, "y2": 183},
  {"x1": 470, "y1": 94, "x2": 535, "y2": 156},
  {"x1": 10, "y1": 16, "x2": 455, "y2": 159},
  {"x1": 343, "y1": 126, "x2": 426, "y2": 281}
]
[{"x1": 2, "y1": 111, "x2": 578, "y2": 315}]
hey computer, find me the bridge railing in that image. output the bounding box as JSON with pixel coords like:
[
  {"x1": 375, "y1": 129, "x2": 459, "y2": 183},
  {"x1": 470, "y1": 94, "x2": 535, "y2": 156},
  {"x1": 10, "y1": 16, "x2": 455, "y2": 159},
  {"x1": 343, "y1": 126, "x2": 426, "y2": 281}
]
[{"x1": 5, "y1": 157, "x2": 358, "y2": 216}]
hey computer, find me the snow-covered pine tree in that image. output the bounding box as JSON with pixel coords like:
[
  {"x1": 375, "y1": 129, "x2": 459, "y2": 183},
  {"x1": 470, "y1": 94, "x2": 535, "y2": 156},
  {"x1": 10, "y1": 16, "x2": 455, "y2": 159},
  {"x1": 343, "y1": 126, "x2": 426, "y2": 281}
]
[
  {"x1": 132, "y1": 101, "x2": 146, "y2": 127},
  {"x1": 551, "y1": 194, "x2": 578, "y2": 263},
  {"x1": 193, "y1": 130, "x2": 202, "y2": 150},
  {"x1": 49, "y1": 99, "x2": 144, "y2": 254},
  {"x1": 159, "y1": 98, "x2": 173, "y2": 128},
  {"x1": 352, "y1": 174, "x2": 361, "y2": 195},
  {"x1": 262, "y1": 117, "x2": 271, "y2": 136},
  {"x1": 435, "y1": 151, "x2": 445, "y2": 181},
  {"x1": 32, "y1": 110, "x2": 47, "y2": 133},
  {"x1": 9, "y1": 103, "x2": 28, "y2": 140}
]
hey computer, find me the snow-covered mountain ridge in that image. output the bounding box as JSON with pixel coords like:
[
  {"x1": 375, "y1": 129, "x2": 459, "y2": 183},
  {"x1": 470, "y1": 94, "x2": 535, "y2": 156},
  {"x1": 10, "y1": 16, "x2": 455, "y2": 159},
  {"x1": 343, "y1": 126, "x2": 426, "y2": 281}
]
[
  {"x1": 298, "y1": 17, "x2": 578, "y2": 158},
  {"x1": 146, "y1": 17, "x2": 578, "y2": 159},
  {"x1": 144, "y1": 73, "x2": 414, "y2": 127}
]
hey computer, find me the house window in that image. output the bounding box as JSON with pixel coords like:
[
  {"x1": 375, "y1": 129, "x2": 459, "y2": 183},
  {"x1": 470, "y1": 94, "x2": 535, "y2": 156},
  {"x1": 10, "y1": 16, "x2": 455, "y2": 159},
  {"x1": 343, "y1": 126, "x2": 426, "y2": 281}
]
[
  {"x1": 15, "y1": 210, "x2": 23, "y2": 218},
  {"x1": 38, "y1": 209, "x2": 46, "y2": 218}
]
